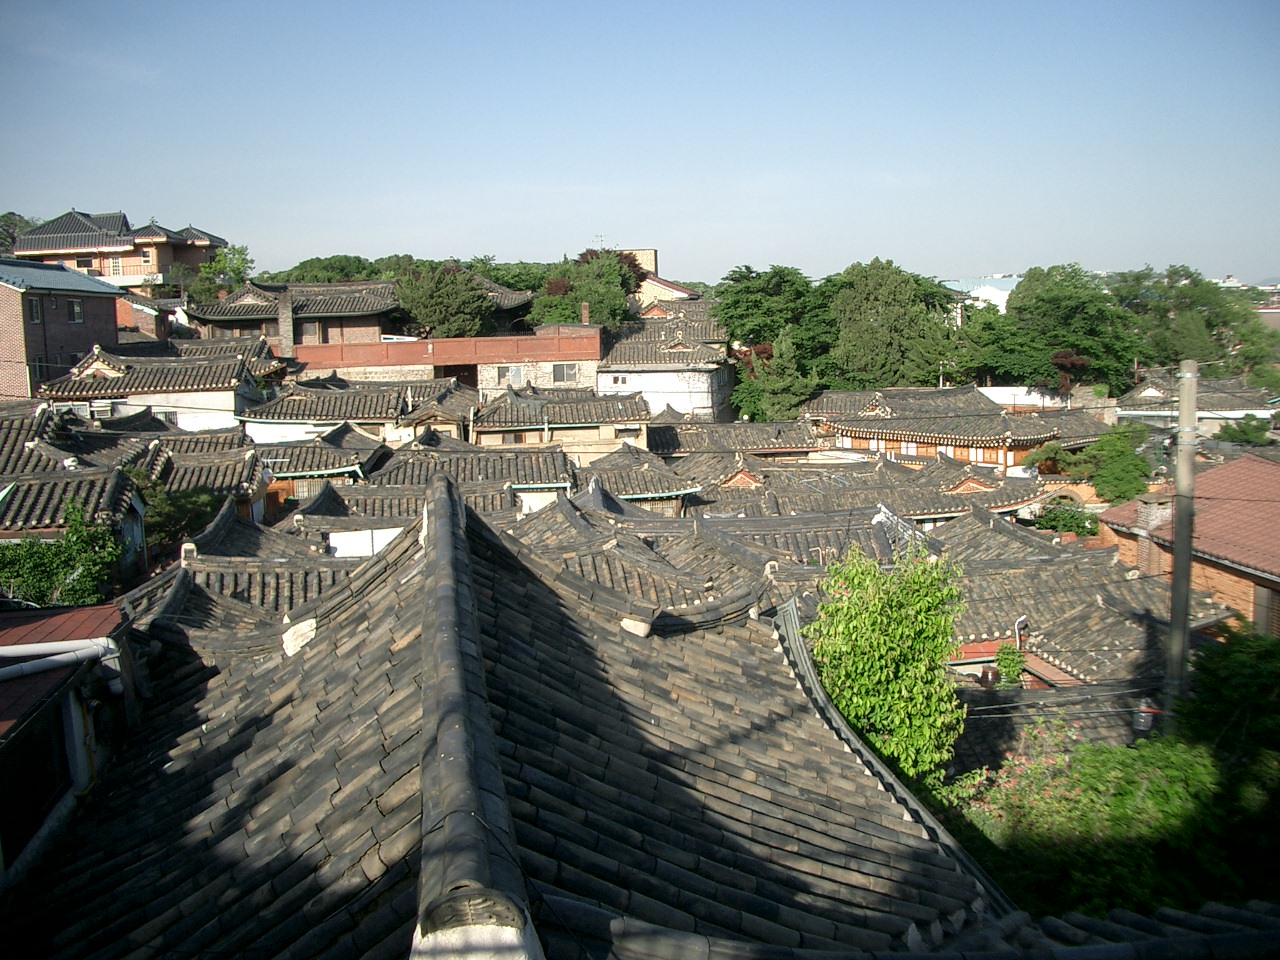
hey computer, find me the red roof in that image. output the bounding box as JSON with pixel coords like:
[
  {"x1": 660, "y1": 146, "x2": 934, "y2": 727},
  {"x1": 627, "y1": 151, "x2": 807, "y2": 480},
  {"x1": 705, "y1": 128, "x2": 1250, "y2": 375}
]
[
  {"x1": 0, "y1": 604, "x2": 125, "y2": 739},
  {"x1": 1102, "y1": 454, "x2": 1280, "y2": 579}
]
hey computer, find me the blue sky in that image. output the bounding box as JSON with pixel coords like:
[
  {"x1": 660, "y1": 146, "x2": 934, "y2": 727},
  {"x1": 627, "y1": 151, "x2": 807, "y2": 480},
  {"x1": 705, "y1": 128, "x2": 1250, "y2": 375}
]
[{"x1": 3, "y1": 1, "x2": 1277, "y2": 284}]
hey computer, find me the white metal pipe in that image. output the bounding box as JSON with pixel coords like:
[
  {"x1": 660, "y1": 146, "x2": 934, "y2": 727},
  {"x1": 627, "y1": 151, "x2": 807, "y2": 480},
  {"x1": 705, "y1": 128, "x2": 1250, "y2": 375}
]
[
  {"x1": 0, "y1": 638, "x2": 115, "y2": 658},
  {"x1": 0, "y1": 637, "x2": 121, "y2": 692}
]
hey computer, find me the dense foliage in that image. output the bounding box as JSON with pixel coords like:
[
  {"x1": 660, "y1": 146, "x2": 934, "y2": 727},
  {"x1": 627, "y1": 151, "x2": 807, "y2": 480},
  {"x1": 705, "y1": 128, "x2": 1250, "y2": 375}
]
[
  {"x1": 0, "y1": 505, "x2": 122, "y2": 606},
  {"x1": 935, "y1": 624, "x2": 1280, "y2": 916},
  {"x1": 126, "y1": 468, "x2": 223, "y2": 555},
  {"x1": 805, "y1": 548, "x2": 966, "y2": 785},
  {"x1": 1023, "y1": 425, "x2": 1152, "y2": 503},
  {"x1": 189, "y1": 244, "x2": 256, "y2": 301},
  {"x1": 528, "y1": 250, "x2": 638, "y2": 331},
  {"x1": 1032, "y1": 503, "x2": 1099, "y2": 536},
  {"x1": 0, "y1": 211, "x2": 40, "y2": 256},
  {"x1": 994, "y1": 642, "x2": 1025, "y2": 689},
  {"x1": 1215, "y1": 413, "x2": 1275, "y2": 446},
  {"x1": 396, "y1": 263, "x2": 495, "y2": 338},
  {"x1": 715, "y1": 259, "x2": 1279, "y2": 420}
]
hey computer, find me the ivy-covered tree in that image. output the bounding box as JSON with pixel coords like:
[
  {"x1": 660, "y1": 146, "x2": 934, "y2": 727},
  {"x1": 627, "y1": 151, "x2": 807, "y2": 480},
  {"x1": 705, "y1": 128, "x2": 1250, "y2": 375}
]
[
  {"x1": 0, "y1": 504, "x2": 122, "y2": 606},
  {"x1": 805, "y1": 547, "x2": 966, "y2": 785},
  {"x1": 396, "y1": 263, "x2": 495, "y2": 338}
]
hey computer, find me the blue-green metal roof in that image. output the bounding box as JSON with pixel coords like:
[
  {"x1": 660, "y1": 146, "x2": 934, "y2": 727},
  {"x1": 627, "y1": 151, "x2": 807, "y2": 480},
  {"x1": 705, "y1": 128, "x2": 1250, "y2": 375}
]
[{"x1": 0, "y1": 258, "x2": 125, "y2": 296}]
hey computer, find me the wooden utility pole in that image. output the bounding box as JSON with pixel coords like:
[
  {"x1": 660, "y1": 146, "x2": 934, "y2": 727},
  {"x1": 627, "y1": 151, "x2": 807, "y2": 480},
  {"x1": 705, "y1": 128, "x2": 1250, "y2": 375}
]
[{"x1": 1165, "y1": 359, "x2": 1198, "y2": 729}]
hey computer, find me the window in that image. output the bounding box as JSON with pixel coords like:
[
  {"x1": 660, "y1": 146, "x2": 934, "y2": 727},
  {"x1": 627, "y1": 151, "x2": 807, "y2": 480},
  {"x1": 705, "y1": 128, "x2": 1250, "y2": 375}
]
[
  {"x1": 611, "y1": 375, "x2": 628, "y2": 386},
  {"x1": 140, "y1": 248, "x2": 152, "y2": 264},
  {"x1": 501, "y1": 432, "x2": 525, "y2": 445},
  {"x1": 553, "y1": 363, "x2": 577, "y2": 383},
  {"x1": 30, "y1": 356, "x2": 47, "y2": 383},
  {"x1": 301, "y1": 321, "x2": 321, "y2": 341},
  {"x1": 497, "y1": 365, "x2": 522, "y2": 386},
  {"x1": 68, "y1": 299, "x2": 83, "y2": 323},
  {"x1": 110, "y1": 257, "x2": 122, "y2": 276},
  {"x1": 75, "y1": 257, "x2": 92, "y2": 269},
  {"x1": 25, "y1": 297, "x2": 41, "y2": 324},
  {"x1": 263, "y1": 320, "x2": 280, "y2": 337}
]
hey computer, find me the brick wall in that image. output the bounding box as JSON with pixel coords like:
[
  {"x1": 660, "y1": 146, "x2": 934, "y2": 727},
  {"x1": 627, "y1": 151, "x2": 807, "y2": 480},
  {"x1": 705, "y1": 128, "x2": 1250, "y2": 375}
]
[{"x1": 0, "y1": 288, "x2": 32, "y2": 399}]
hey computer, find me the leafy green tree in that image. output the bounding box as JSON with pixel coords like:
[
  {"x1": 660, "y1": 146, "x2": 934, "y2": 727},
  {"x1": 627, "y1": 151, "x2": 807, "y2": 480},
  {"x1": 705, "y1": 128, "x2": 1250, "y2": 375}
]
[
  {"x1": 0, "y1": 211, "x2": 40, "y2": 256},
  {"x1": 396, "y1": 263, "x2": 495, "y2": 338},
  {"x1": 125, "y1": 468, "x2": 222, "y2": 554},
  {"x1": 732, "y1": 327, "x2": 818, "y2": 421},
  {"x1": 190, "y1": 244, "x2": 256, "y2": 301},
  {"x1": 0, "y1": 504, "x2": 123, "y2": 606},
  {"x1": 994, "y1": 642, "x2": 1025, "y2": 689},
  {"x1": 529, "y1": 251, "x2": 632, "y2": 331},
  {"x1": 1003, "y1": 264, "x2": 1141, "y2": 396},
  {"x1": 1033, "y1": 503, "x2": 1099, "y2": 536},
  {"x1": 260, "y1": 254, "x2": 381, "y2": 283},
  {"x1": 712, "y1": 264, "x2": 816, "y2": 347},
  {"x1": 468, "y1": 257, "x2": 553, "y2": 293},
  {"x1": 1215, "y1": 414, "x2": 1275, "y2": 446},
  {"x1": 1109, "y1": 265, "x2": 1266, "y2": 371},
  {"x1": 805, "y1": 547, "x2": 966, "y2": 785},
  {"x1": 818, "y1": 260, "x2": 956, "y2": 389},
  {"x1": 1024, "y1": 425, "x2": 1151, "y2": 503}
]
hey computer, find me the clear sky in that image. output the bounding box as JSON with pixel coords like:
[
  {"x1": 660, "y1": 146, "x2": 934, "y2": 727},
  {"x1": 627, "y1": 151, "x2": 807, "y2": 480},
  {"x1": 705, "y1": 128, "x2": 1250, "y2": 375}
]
[{"x1": 3, "y1": 1, "x2": 1277, "y2": 284}]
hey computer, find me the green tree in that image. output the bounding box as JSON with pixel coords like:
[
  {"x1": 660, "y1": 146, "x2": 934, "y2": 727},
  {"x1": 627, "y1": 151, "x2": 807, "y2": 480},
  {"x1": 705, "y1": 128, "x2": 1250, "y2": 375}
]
[
  {"x1": 0, "y1": 504, "x2": 123, "y2": 606},
  {"x1": 1216, "y1": 414, "x2": 1275, "y2": 446},
  {"x1": 994, "y1": 642, "x2": 1025, "y2": 688},
  {"x1": 396, "y1": 263, "x2": 495, "y2": 338},
  {"x1": 805, "y1": 547, "x2": 966, "y2": 785},
  {"x1": 818, "y1": 259, "x2": 956, "y2": 389},
  {"x1": 260, "y1": 254, "x2": 381, "y2": 283},
  {"x1": 1024, "y1": 425, "x2": 1151, "y2": 503},
  {"x1": 529, "y1": 251, "x2": 633, "y2": 331},
  {"x1": 1003, "y1": 264, "x2": 1141, "y2": 396},
  {"x1": 0, "y1": 211, "x2": 40, "y2": 256},
  {"x1": 712, "y1": 264, "x2": 816, "y2": 347},
  {"x1": 125, "y1": 468, "x2": 222, "y2": 554},
  {"x1": 1033, "y1": 503, "x2": 1099, "y2": 536},
  {"x1": 732, "y1": 327, "x2": 818, "y2": 421},
  {"x1": 190, "y1": 244, "x2": 255, "y2": 301}
]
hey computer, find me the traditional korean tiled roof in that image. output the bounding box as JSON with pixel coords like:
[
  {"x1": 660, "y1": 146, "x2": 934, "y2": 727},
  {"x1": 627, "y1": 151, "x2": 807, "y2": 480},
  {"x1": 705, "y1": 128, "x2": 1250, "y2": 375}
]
[
  {"x1": 1036, "y1": 407, "x2": 1110, "y2": 447},
  {"x1": 600, "y1": 330, "x2": 728, "y2": 368},
  {"x1": 257, "y1": 424, "x2": 387, "y2": 480},
  {"x1": 678, "y1": 452, "x2": 1044, "y2": 522},
  {"x1": 186, "y1": 280, "x2": 398, "y2": 321},
  {"x1": 640, "y1": 299, "x2": 724, "y2": 338},
  {"x1": 1118, "y1": 374, "x2": 1275, "y2": 414},
  {"x1": 473, "y1": 273, "x2": 535, "y2": 310},
  {"x1": 0, "y1": 257, "x2": 125, "y2": 297},
  {"x1": 0, "y1": 467, "x2": 138, "y2": 534},
  {"x1": 578, "y1": 443, "x2": 700, "y2": 500},
  {"x1": 0, "y1": 404, "x2": 67, "y2": 475},
  {"x1": 241, "y1": 383, "x2": 407, "y2": 424},
  {"x1": 396, "y1": 377, "x2": 480, "y2": 426},
  {"x1": 648, "y1": 418, "x2": 822, "y2": 456},
  {"x1": 474, "y1": 385, "x2": 649, "y2": 430},
  {"x1": 8, "y1": 473, "x2": 1280, "y2": 955},
  {"x1": 371, "y1": 447, "x2": 573, "y2": 488},
  {"x1": 140, "y1": 447, "x2": 265, "y2": 499},
  {"x1": 1101, "y1": 453, "x2": 1280, "y2": 580},
  {"x1": 805, "y1": 386, "x2": 1057, "y2": 446},
  {"x1": 40, "y1": 345, "x2": 264, "y2": 400}
]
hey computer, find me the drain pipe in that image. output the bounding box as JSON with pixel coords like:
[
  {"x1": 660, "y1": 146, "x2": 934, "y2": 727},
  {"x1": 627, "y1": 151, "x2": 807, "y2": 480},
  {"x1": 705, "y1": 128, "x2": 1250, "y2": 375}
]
[
  {"x1": 0, "y1": 638, "x2": 121, "y2": 693},
  {"x1": 1013, "y1": 615, "x2": 1029, "y2": 652}
]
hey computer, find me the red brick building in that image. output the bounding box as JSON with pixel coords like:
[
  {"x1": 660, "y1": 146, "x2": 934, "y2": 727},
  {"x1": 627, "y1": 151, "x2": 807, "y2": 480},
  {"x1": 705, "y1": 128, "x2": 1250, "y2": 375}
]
[
  {"x1": 1098, "y1": 454, "x2": 1280, "y2": 633},
  {"x1": 0, "y1": 258, "x2": 121, "y2": 399}
]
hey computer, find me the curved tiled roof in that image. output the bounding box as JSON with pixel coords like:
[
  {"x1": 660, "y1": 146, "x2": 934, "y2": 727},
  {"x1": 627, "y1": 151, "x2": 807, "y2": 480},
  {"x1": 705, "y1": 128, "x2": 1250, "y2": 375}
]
[
  {"x1": 648, "y1": 420, "x2": 822, "y2": 456},
  {"x1": 187, "y1": 280, "x2": 398, "y2": 321},
  {"x1": 242, "y1": 384, "x2": 406, "y2": 423},
  {"x1": 371, "y1": 447, "x2": 572, "y2": 487},
  {"x1": 475, "y1": 386, "x2": 649, "y2": 429},
  {"x1": 14, "y1": 210, "x2": 225, "y2": 254},
  {"x1": 600, "y1": 335, "x2": 727, "y2": 367},
  {"x1": 0, "y1": 467, "x2": 137, "y2": 532}
]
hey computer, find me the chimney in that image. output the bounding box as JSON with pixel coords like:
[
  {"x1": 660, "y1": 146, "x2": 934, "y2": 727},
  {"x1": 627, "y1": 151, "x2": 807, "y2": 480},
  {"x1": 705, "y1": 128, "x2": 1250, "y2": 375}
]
[
  {"x1": 580, "y1": 301, "x2": 590, "y2": 325},
  {"x1": 1134, "y1": 491, "x2": 1173, "y2": 532},
  {"x1": 277, "y1": 288, "x2": 295, "y2": 358}
]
